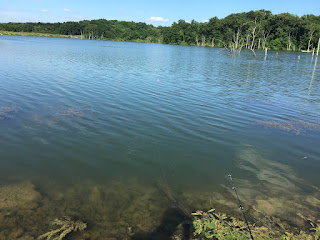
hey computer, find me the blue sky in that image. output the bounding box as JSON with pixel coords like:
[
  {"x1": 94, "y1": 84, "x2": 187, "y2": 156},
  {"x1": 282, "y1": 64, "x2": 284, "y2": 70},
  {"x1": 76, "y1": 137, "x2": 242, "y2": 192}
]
[{"x1": 0, "y1": 0, "x2": 319, "y2": 25}]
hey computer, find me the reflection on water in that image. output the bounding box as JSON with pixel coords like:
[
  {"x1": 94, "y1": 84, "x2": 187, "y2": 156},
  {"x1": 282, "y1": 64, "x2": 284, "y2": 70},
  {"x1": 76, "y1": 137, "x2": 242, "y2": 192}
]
[
  {"x1": 308, "y1": 56, "x2": 318, "y2": 96},
  {"x1": 0, "y1": 35, "x2": 320, "y2": 238}
]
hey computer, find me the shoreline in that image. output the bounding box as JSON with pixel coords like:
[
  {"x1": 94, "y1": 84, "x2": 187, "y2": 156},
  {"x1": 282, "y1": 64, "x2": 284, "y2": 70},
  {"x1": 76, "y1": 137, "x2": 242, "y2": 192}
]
[
  {"x1": 0, "y1": 31, "x2": 152, "y2": 43},
  {"x1": 0, "y1": 31, "x2": 308, "y2": 52}
]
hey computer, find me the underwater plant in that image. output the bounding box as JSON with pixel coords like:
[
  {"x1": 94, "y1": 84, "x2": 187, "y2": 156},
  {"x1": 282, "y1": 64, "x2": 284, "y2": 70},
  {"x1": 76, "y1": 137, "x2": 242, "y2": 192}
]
[
  {"x1": 0, "y1": 106, "x2": 18, "y2": 120},
  {"x1": 256, "y1": 119, "x2": 320, "y2": 135},
  {"x1": 37, "y1": 216, "x2": 87, "y2": 240}
]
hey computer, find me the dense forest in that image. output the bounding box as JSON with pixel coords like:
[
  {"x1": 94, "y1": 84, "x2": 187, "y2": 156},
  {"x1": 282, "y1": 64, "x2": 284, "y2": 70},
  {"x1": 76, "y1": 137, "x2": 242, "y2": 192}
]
[{"x1": 1, "y1": 10, "x2": 320, "y2": 51}]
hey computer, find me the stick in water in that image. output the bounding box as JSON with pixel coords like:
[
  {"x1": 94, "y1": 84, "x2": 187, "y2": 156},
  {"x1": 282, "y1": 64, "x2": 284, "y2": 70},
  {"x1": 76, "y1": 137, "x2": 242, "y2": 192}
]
[{"x1": 228, "y1": 174, "x2": 254, "y2": 240}]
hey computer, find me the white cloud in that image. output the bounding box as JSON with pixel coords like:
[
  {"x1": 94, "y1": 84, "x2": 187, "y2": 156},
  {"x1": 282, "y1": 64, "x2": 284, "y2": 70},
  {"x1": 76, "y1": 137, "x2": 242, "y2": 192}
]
[
  {"x1": 149, "y1": 16, "x2": 168, "y2": 22},
  {"x1": 41, "y1": 9, "x2": 48, "y2": 12},
  {"x1": 203, "y1": 19, "x2": 209, "y2": 23},
  {"x1": 63, "y1": 8, "x2": 71, "y2": 12}
]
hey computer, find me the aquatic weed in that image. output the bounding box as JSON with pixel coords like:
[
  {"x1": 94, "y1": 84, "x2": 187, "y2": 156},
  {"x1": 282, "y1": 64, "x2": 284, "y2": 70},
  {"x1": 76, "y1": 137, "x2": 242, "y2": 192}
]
[{"x1": 37, "y1": 216, "x2": 87, "y2": 240}]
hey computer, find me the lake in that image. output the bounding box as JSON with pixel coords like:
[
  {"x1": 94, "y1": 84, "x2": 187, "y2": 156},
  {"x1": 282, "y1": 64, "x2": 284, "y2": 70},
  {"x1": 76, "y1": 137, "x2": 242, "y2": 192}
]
[{"x1": 0, "y1": 35, "x2": 319, "y2": 239}]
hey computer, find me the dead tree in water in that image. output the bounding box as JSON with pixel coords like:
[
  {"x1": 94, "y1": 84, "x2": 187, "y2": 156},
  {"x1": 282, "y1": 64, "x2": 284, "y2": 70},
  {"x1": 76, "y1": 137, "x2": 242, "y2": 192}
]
[
  {"x1": 195, "y1": 35, "x2": 200, "y2": 46},
  {"x1": 248, "y1": 19, "x2": 258, "y2": 57},
  {"x1": 211, "y1": 37, "x2": 215, "y2": 47},
  {"x1": 317, "y1": 37, "x2": 320, "y2": 57},
  {"x1": 80, "y1": 29, "x2": 84, "y2": 39},
  {"x1": 216, "y1": 39, "x2": 233, "y2": 54},
  {"x1": 201, "y1": 34, "x2": 206, "y2": 47},
  {"x1": 287, "y1": 32, "x2": 293, "y2": 50},
  {"x1": 231, "y1": 19, "x2": 257, "y2": 56},
  {"x1": 261, "y1": 30, "x2": 270, "y2": 50},
  {"x1": 307, "y1": 25, "x2": 315, "y2": 52},
  {"x1": 264, "y1": 47, "x2": 268, "y2": 60}
]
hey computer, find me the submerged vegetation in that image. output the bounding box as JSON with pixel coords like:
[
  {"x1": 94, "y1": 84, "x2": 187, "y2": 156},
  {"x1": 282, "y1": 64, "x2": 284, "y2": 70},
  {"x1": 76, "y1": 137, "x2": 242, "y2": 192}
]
[
  {"x1": 1, "y1": 10, "x2": 320, "y2": 51},
  {"x1": 256, "y1": 119, "x2": 320, "y2": 135},
  {"x1": 0, "y1": 106, "x2": 18, "y2": 120},
  {"x1": 37, "y1": 217, "x2": 87, "y2": 240},
  {"x1": 0, "y1": 179, "x2": 318, "y2": 239}
]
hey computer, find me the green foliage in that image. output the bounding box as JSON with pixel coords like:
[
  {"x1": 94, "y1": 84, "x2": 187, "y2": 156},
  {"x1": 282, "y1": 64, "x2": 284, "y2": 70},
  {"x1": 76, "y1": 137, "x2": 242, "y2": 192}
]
[
  {"x1": 192, "y1": 209, "x2": 320, "y2": 240},
  {"x1": 192, "y1": 209, "x2": 254, "y2": 239},
  {"x1": 0, "y1": 10, "x2": 319, "y2": 50}
]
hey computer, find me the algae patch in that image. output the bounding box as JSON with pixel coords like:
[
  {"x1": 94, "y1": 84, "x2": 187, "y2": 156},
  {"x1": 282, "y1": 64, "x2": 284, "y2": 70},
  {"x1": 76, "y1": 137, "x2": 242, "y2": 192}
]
[
  {"x1": 256, "y1": 118, "x2": 320, "y2": 134},
  {"x1": 0, "y1": 106, "x2": 18, "y2": 120},
  {"x1": 0, "y1": 181, "x2": 41, "y2": 210}
]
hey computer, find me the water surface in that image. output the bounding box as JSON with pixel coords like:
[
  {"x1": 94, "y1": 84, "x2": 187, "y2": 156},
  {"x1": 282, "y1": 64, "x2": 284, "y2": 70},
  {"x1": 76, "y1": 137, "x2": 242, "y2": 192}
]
[{"x1": 0, "y1": 35, "x2": 319, "y2": 239}]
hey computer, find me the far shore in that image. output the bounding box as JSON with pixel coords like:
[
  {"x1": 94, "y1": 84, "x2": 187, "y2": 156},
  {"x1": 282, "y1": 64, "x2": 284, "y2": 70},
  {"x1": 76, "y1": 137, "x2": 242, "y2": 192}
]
[
  {"x1": 0, "y1": 31, "x2": 152, "y2": 44},
  {"x1": 0, "y1": 31, "x2": 80, "y2": 39},
  {"x1": 0, "y1": 31, "x2": 313, "y2": 53}
]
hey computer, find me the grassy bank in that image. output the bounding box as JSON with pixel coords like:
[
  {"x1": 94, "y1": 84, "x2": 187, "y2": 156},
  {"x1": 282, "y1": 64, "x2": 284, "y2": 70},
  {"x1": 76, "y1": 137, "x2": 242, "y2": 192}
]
[
  {"x1": 0, "y1": 31, "x2": 80, "y2": 39},
  {"x1": 0, "y1": 31, "x2": 155, "y2": 43}
]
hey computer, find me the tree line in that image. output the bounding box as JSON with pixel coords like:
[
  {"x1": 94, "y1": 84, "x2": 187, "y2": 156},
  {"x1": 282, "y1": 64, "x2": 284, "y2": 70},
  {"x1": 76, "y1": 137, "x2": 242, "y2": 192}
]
[{"x1": 1, "y1": 10, "x2": 319, "y2": 51}]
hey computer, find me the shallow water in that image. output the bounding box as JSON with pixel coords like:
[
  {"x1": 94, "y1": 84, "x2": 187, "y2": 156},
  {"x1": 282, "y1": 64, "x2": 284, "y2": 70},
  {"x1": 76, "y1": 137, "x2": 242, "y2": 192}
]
[{"x1": 0, "y1": 35, "x2": 319, "y2": 239}]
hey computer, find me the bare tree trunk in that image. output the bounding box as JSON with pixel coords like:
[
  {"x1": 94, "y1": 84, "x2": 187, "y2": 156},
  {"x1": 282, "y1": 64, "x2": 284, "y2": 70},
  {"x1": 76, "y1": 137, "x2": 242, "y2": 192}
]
[
  {"x1": 258, "y1": 38, "x2": 261, "y2": 49},
  {"x1": 317, "y1": 37, "x2": 320, "y2": 57},
  {"x1": 250, "y1": 21, "x2": 257, "y2": 49},
  {"x1": 287, "y1": 32, "x2": 292, "y2": 51},
  {"x1": 307, "y1": 27, "x2": 315, "y2": 52},
  {"x1": 261, "y1": 31, "x2": 270, "y2": 50},
  {"x1": 246, "y1": 33, "x2": 250, "y2": 49},
  {"x1": 312, "y1": 48, "x2": 315, "y2": 57},
  {"x1": 211, "y1": 37, "x2": 215, "y2": 47},
  {"x1": 80, "y1": 29, "x2": 84, "y2": 39},
  {"x1": 216, "y1": 39, "x2": 232, "y2": 54},
  {"x1": 251, "y1": 49, "x2": 256, "y2": 57},
  {"x1": 247, "y1": 19, "x2": 258, "y2": 57},
  {"x1": 201, "y1": 35, "x2": 206, "y2": 47},
  {"x1": 264, "y1": 47, "x2": 268, "y2": 60},
  {"x1": 234, "y1": 28, "x2": 241, "y2": 49},
  {"x1": 195, "y1": 35, "x2": 200, "y2": 46},
  {"x1": 229, "y1": 20, "x2": 257, "y2": 55}
]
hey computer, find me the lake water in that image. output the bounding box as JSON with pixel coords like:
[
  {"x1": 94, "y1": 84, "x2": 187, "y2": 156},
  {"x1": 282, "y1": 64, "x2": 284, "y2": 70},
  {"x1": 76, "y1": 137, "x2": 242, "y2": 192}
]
[{"x1": 0, "y1": 35, "x2": 319, "y2": 239}]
